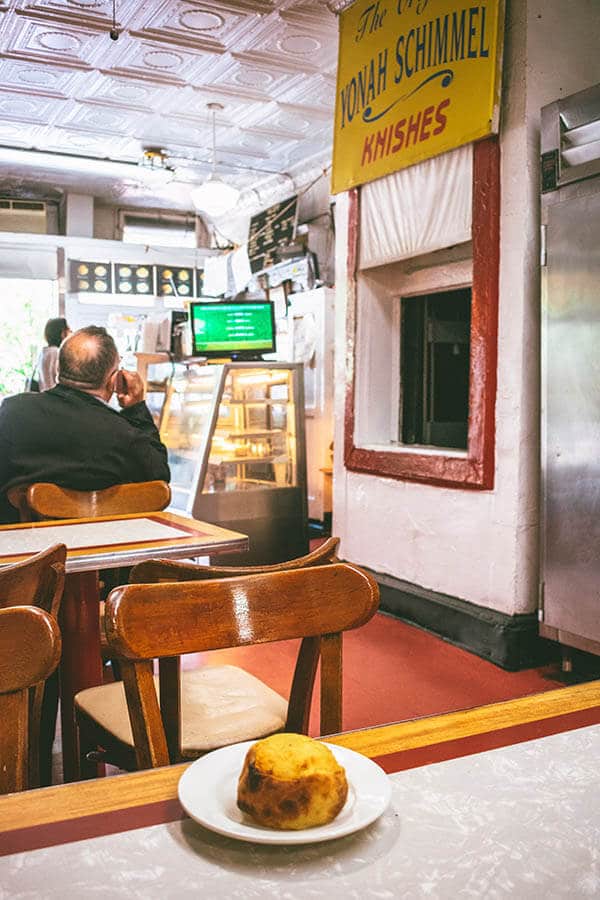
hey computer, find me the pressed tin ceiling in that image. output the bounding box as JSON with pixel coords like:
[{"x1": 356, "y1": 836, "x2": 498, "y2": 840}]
[{"x1": 0, "y1": 0, "x2": 338, "y2": 213}]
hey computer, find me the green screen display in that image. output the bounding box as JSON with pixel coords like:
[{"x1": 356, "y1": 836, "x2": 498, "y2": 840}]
[{"x1": 191, "y1": 302, "x2": 275, "y2": 356}]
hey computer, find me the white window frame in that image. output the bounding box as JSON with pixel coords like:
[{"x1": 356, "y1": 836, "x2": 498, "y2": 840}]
[{"x1": 354, "y1": 243, "x2": 473, "y2": 453}]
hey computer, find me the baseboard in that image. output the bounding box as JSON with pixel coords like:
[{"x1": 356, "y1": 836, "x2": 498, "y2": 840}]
[{"x1": 357, "y1": 566, "x2": 559, "y2": 671}]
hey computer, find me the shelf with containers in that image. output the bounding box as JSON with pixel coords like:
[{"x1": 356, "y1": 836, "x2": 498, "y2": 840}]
[{"x1": 160, "y1": 361, "x2": 308, "y2": 565}]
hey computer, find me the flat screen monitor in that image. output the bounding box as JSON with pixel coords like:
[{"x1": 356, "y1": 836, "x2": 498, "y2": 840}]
[{"x1": 189, "y1": 300, "x2": 276, "y2": 360}]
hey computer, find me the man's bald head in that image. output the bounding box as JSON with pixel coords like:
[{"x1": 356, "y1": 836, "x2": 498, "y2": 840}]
[{"x1": 58, "y1": 326, "x2": 119, "y2": 391}]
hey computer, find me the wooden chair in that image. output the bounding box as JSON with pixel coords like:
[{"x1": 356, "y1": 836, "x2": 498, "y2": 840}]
[
  {"x1": 14, "y1": 480, "x2": 171, "y2": 521},
  {"x1": 75, "y1": 562, "x2": 379, "y2": 772},
  {"x1": 6, "y1": 485, "x2": 32, "y2": 522},
  {"x1": 0, "y1": 544, "x2": 66, "y2": 787},
  {"x1": 76, "y1": 537, "x2": 341, "y2": 775},
  {"x1": 8, "y1": 481, "x2": 171, "y2": 674},
  {"x1": 129, "y1": 536, "x2": 341, "y2": 583},
  {"x1": 0, "y1": 543, "x2": 66, "y2": 618},
  {"x1": 0, "y1": 606, "x2": 61, "y2": 794}
]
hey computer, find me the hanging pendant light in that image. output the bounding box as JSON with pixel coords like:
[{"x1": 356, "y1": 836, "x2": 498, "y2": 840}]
[{"x1": 191, "y1": 103, "x2": 240, "y2": 217}]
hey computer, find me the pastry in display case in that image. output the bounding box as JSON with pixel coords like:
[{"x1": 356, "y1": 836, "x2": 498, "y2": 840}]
[{"x1": 160, "y1": 362, "x2": 308, "y2": 565}]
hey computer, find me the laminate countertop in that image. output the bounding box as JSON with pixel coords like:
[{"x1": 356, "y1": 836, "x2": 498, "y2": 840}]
[{"x1": 1, "y1": 722, "x2": 598, "y2": 899}]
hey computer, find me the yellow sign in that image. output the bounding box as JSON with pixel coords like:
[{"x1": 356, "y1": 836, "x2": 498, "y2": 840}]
[{"x1": 332, "y1": 0, "x2": 504, "y2": 194}]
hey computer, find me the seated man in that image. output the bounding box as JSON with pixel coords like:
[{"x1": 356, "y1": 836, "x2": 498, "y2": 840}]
[{"x1": 0, "y1": 325, "x2": 170, "y2": 524}]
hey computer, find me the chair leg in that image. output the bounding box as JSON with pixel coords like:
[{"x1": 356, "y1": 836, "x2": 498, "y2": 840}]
[
  {"x1": 108, "y1": 658, "x2": 122, "y2": 682},
  {"x1": 76, "y1": 713, "x2": 102, "y2": 781},
  {"x1": 39, "y1": 671, "x2": 59, "y2": 787}
]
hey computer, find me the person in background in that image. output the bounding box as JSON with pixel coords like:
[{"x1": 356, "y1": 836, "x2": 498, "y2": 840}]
[
  {"x1": 34, "y1": 317, "x2": 71, "y2": 391},
  {"x1": 0, "y1": 325, "x2": 170, "y2": 523}
]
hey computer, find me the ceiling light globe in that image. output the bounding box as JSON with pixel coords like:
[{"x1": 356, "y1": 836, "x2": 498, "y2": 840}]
[{"x1": 191, "y1": 175, "x2": 240, "y2": 217}]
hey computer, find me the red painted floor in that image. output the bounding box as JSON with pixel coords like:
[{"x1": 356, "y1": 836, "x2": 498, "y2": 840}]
[
  {"x1": 183, "y1": 612, "x2": 565, "y2": 736},
  {"x1": 53, "y1": 610, "x2": 576, "y2": 783},
  {"x1": 51, "y1": 542, "x2": 593, "y2": 783},
  {"x1": 53, "y1": 536, "x2": 594, "y2": 781}
]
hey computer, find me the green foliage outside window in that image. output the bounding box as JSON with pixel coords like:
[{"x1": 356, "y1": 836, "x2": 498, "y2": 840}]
[{"x1": 0, "y1": 279, "x2": 57, "y2": 398}]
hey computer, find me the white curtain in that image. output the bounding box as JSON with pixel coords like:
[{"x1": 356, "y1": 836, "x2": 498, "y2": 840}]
[{"x1": 359, "y1": 144, "x2": 473, "y2": 270}]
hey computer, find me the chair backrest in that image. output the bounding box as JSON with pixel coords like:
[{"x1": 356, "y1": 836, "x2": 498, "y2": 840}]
[
  {"x1": 6, "y1": 485, "x2": 33, "y2": 522},
  {"x1": 23, "y1": 481, "x2": 171, "y2": 520},
  {"x1": 0, "y1": 543, "x2": 66, "y2": 787},
  {"x1": 0, "y1": 543, "x2": 66, "y2": 619},
  {"x1": 128, "y1": 536, "x2": 341, "y2": 584},
  {"x1": 105, "y1": 562, "x2": 379, "y2": 770},
  {"x1": 0, "y1": 606, "x2": 61, "y2": 793}
]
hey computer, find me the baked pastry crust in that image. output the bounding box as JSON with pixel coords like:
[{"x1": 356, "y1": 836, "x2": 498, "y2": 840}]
[{"x1": 237, "y1": 733, "x2": 348, "y2": 830}]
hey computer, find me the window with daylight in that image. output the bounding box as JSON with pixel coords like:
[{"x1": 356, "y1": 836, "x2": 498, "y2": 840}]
[
  {"x1": 121, "y1": 213, "x2": 197, "y2": 248},
  {"x1": 344, "y1": 137, "x2": 499, "y2": 489}
]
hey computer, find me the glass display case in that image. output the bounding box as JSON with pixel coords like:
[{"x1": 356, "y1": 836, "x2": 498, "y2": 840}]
[
  {"x1": 134, "y1": 352, "x2": 175, "y2": 428},
  {"x1": 160, "y1": 362, "x2": 308, "y2": 565}
]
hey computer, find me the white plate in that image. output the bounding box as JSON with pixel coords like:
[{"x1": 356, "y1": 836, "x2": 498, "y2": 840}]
[{"x1": 178, "y1": 739, "x2": 392, "y2": 845}]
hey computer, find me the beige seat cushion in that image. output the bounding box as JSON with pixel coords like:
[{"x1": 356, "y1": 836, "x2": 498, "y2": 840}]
[{"x1": 75, "y1": 664, "x2": 288, "y2": 755}]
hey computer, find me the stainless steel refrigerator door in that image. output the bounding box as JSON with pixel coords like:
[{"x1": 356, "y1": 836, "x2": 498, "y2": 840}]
[{"x1": 541, "y1": 183, "x2": 600, "y2": 650}]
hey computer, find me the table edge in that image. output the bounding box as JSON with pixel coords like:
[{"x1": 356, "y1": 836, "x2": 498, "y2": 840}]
[
  {"x1": 0, "y1": 512, "x2": 249, "y2": 570},
  {"x1": 0, "y1": 680, "x2": 598, "y2": 838},
  {"x1": 63, "y1": 537, "x2": 249, "y2": 572}
]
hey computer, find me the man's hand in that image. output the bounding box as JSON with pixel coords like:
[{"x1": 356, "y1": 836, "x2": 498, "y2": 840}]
[{"x1": 116, "y1": 369, "x2": 145, "y2": 409}]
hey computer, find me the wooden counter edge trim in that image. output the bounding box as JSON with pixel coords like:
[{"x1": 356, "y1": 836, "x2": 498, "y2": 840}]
[
  {"x1": 0, "y1": 762, "x2": 190, "y2": 835},
  {"x1": 1, "y1": 682, "x2": 598, "y2": 836},
  {"x1": 326, "y1": 681, "x2": 600, "y2": 757}
]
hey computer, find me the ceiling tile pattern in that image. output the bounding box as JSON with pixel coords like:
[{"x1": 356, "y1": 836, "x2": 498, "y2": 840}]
[{"x1": 0, "y1": 0, "x2": 339, "y2": 211}]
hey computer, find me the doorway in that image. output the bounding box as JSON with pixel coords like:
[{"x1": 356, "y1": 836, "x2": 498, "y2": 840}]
[{"x1": 0, "y1": 278, "x2": 58, "y2": 398}]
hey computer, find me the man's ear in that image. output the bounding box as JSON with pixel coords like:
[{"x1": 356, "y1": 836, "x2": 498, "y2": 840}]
[{"x1": 106, "y1": 369, "x2": 119, "y2": 395}]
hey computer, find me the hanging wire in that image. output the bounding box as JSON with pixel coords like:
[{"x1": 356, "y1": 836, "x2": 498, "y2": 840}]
[
  {"x1": 212, "y1": 166, "x2": 332, "y2": 248},
  {"x1": 207, "y1": 103, "x2": 223, "y2": 176},
  {"x1": 109, "y1": 0, "x2": 119, "y2": 40},
  {"x1": 211, "y1": 106, "x2": 216, "y2": 172}
]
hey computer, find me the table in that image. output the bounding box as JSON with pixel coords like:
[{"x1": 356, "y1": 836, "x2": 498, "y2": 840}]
[
  {"x1": 0, "y1": 511, "x2": 248, "y2": 782},
  {"x1": 1, "y1": 681, "x2": 599, "y2": 897}
]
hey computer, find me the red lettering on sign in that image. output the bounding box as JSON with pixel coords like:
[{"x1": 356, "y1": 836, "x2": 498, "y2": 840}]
[
  {"x1": 406, "y1": 110, "x2": 421, "y2": 145},
  {"x1": 374, "y1": 126, "x2": 388, "y2": 160},
  {"x1": 359, "y1": 99, "x2": 451, "y2": 168},
  {"x1": 419, "y1": 104, "x2": 434, "y2": 141},
  {"x1": 433, "y1": 98, "x2": 450, "y2": 135},
  {"x1": 391, "y1": 118, "x2": 406, "y2": 152},
  {"x1": 361, "y1": 132, "x2": 375, "y2": 165}
]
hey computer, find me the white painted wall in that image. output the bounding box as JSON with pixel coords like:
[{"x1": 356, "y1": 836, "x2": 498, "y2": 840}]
[
  {"x1": 333, "y1": 0, "x2": 600, "y2": 616},
  {"x1": 65, "y1": 193, "x2": 94, "y2": 237}
]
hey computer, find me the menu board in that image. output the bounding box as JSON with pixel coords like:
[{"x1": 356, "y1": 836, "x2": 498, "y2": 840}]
[
  {"x1": 115, "y1": 263, "x2": 154, "y2": 296},
  {"x1": 70, "y1": 260, "x2": 112, "y2": 294},
  {"x1": 69, "y1": 262, "x2": 207, "y2": 298},
  {"x1": 157, "y1": 266, "x2": 194, "y2": 299},
  {"x1": 247, "y1": 195, "x2": 298, "y2": 274}
]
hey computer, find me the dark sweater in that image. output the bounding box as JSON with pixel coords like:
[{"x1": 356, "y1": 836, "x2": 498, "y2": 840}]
[{"x1": 0, "y1": 384, "x2": 170, "y2": 524}]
